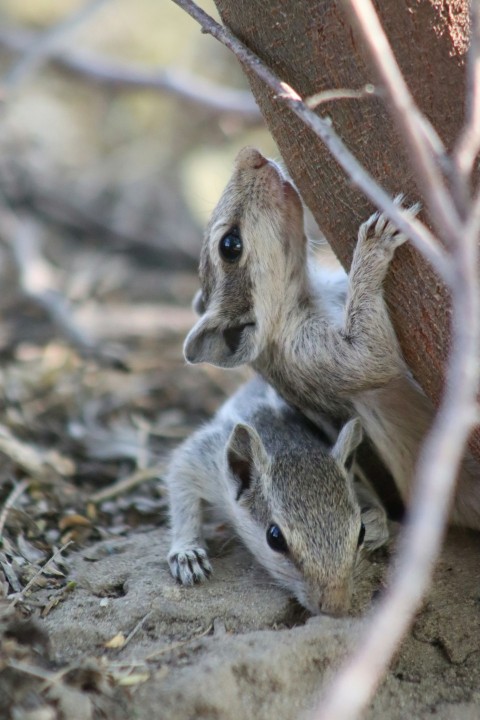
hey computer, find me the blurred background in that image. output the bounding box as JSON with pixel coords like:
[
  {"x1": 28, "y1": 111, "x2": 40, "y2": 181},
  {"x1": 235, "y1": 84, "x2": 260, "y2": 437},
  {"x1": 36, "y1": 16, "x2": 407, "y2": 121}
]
[{"x1": 0, "y1": 0, "x2": 280, "y2": 576}]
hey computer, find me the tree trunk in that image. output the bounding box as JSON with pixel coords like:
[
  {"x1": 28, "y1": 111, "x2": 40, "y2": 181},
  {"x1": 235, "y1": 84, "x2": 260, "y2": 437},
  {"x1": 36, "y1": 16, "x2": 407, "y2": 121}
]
[{"x1": 213, "y1": 0, "x2": 480, "y2": 458}]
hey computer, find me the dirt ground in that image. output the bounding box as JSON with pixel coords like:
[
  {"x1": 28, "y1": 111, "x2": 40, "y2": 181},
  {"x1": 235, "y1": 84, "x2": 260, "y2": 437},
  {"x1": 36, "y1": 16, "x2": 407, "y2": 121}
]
[
  {"x1": 35, "y1": 528, "x2": 480, "y2": 720},
  {"x1": 2, "y1": 514, "x2": 480, "y2": 719}
]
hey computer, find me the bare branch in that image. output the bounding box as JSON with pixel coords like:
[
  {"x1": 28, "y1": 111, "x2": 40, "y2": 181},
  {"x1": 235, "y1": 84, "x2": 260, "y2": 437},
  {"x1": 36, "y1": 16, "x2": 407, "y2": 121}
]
[
  {"x1": 0, "y1": 178, "x2": 197, "y2": 270},
  {"x1": 0, "y1": 202, "x2": 127, "y2": 369},
  {"x1": 1, "y1": 0, "x2": 111, "y2": 96},
  {"x1": 0, "y1": 479, "x2": 30, "y2": 542},
  {"x1": 116, "y1": 611, "x2": 153, "y2": 652},
  {"x1": 0, "y1": 27, "x2": 261, "y2": 120},
  {"x1": 339, "y1": 0, "x2": 460, "y2": 240},
  {"x1": 170, "y1": 0, "x2": 449, "y2": 279},
  {"x1": 453, "y1": 1, "x2": 480, "y2": 185},
  {"x1": 0, "y1": 423, "x2": 75, "y2": 482},
  {"x1": 10, "y1": 541, "x2": 73, "y2": 607},
  {"x1": 314, "y1": 219, "x2": 480, "y2": 720},
  {"x1": 90, "y1": 466, "x2": 165, "y2": 504}
]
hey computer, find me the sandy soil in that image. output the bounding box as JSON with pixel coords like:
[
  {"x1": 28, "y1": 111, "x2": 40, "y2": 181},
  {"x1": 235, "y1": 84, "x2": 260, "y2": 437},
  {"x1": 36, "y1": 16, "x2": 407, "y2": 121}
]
[{"x1": 3, "y1": 524, "x2": 478, "y2": 720}]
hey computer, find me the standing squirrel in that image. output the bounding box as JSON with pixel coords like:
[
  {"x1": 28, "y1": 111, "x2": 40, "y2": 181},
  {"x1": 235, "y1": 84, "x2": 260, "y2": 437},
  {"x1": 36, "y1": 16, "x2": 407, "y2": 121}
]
[
  {"x1": 167, "y1": 376, "x2": 388, "y2": 615},
  {"x1": 184, "y1": 147, "x2": 480, "y2": 530}
]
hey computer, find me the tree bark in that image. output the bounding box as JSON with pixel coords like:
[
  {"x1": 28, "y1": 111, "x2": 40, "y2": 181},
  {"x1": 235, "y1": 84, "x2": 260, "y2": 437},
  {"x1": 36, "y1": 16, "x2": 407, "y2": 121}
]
[{"x1": 213, "y1": 0, "x2": 480, "y2": 457}]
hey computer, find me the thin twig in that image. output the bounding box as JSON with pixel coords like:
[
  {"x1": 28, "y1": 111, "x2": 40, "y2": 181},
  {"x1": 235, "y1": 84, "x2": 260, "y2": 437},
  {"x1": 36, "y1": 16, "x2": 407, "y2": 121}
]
[
  {"x1": 4, "y1": 659, "x2": 57, "y2": 682},
  {"x1": 0, "y1": 27, "x2": 261, "y2": 121},
  {"x1": 0, "y1": 201, "x2": 127, "y2": 369},
  {"x1": 1, "y1": 0, "x2": 111, "y2": 96},
  {"x1": 90, "y1": 465, "x2": 165, "y2": 504},
  {"x1": 115, "y1": 611, "x2": 153, "y2": 652},
  {"x1": 305, "y1": 84, "x2": 377, "y2": 109},
  {"x1": 170, "y1": 0, "x2": 449, "y2": 279},
  {"x1": 315, "y1": 213, "x2": 480, "y2": 720},
  {"x1": 10, "y1": 541, "x2": 73, "y2": 607},
  {"x1": 0, "y1": 479, "x2": 29, "y2": 541},
  {"x1": 0, "y1": 424, "x2": 74, "y2": 482},
  {"x1": 0, "y1": 180, "x2": 198, "y2": 271},
  {"x1": 145, "y1": 623, "x2": 213, "y2": 660},
  {"x1": 453, "y1": 1, "x2": 480, "y2": 196},
  {"x1": 339, "y1": 0, "x2": 460, "y2": 243}
]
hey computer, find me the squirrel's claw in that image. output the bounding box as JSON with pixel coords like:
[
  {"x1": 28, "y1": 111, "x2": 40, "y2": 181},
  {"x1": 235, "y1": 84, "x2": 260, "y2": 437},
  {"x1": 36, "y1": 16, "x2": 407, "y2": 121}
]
[
  {"x1": 168, "y1": 547, "x2": 212, "y2": 585},
  {"x1": 361, "y1": 198, "x2": 421, "y2": 252}
]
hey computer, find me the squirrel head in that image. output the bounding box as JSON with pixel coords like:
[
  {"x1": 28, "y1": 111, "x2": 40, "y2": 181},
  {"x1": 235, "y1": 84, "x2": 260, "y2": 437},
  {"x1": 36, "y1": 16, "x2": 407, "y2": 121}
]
[
  {"x1": 184, "y1": 147, "x2": 307, "y2": 369},
  {"x1": 224, "y1": 417, "x2": 384, "y2": 616}
]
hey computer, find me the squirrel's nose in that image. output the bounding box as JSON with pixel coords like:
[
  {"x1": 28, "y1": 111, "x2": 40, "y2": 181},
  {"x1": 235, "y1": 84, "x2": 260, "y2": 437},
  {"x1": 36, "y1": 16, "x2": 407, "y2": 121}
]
[
  {"x1": 318, "y1": 590, "x2": 351, "y2": 617},
  {"x1": 235, "y1": 146, "x2": 268, "y2": 171}
]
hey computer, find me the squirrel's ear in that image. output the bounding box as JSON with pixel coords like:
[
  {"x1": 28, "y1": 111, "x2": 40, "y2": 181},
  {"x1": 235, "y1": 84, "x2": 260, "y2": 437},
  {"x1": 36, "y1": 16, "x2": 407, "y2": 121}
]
[
  {"x1": 331, "y1": 418, "x2": 363, "y2": 470},
  {"x1": 226, "y1": 423, "x2": 268, "y2": 498},
  {"x1": 184, "y1": 315, "x2": 223, "y2": 365},
  {"x1": 354, "y1": 480, "x2": 390, "y2": 550},
  {"x1": 184, "y1": 313, "x2": 257, "y2": 368},
  {"x1": 192, "y1": 290, "x2": 206, "y2": 316}
]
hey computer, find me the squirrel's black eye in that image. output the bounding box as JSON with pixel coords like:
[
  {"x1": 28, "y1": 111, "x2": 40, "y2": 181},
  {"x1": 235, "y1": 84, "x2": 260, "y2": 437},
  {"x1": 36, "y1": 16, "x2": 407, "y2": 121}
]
[
  {"x1": 266, "y1": 524, "x2": 288, "y2": 554},
  {"x1": 357, "y1": 522, "x2": 366, "y2": 548},
  {"x1": 219, "y1": 228, "x2": 242, "y2": 263}
]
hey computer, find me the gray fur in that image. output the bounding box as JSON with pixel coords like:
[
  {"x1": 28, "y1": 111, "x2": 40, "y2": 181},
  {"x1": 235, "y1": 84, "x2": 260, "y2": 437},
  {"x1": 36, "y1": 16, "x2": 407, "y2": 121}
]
[
  {"x1": 167, "y1": 377, "x2": 388, "y2": 616},
  {"x1": 184, "y1": 147, "x2": 480, "y2": 530}
]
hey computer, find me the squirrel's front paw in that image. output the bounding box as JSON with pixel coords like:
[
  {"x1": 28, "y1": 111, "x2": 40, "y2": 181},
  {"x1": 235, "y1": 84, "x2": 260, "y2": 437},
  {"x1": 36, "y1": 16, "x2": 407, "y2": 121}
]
[
  {"x1": 361, "y1": 195, "x2": 421, "y2": 253},
  {"x1": 168, "y1": 546, "x2": 212, "y2": 585}
]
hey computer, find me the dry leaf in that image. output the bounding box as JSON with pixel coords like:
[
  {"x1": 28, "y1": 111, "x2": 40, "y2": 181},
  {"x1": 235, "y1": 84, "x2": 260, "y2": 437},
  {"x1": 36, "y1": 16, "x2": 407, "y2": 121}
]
[
  {"x1": 59, "y1": 514, "x2": 91, "y2": 531},
  {"x1": 116, "y1": 672, "x2": 150, "y2": 686},
  {"x1": 104, "y1": 633, "x2": 126, "y2": 649}
]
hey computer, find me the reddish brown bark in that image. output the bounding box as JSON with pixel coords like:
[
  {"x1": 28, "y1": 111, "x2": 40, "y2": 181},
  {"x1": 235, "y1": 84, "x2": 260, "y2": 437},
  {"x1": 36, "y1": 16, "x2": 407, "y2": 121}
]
[{"x1": 213, "y1": 0, "x2": 480, "y2": 458}]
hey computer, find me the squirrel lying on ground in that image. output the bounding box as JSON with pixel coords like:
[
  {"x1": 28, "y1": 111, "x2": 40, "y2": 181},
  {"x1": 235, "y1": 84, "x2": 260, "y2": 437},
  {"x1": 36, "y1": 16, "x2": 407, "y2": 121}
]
[
  {"x1": 167, "y1": 376, "x2": 388, "y2": 615},
  {"x1": 184, "y1": 147, "x2": 480, "y2": 530}
]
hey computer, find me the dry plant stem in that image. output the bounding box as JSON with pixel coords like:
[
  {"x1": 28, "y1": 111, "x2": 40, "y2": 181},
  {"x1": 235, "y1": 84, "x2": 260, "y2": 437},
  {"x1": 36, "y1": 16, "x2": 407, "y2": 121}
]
[
  {"x1": 0, "y1": 27, "x2": 261, "y2": 120},
  {"x1": 117, "y1": 612, "x2": 153, "y2": 652},
  {"x1": 170, "y1": 0, "x2": 449, "y2": 279},
  {"x1": 10, "y1": 541, "x2": 73, "y2": 607},
  {"x1": 453, "y1": 0, "x2": 480, "y2": 190},
  {"x1": 315, "y1": 228, "x2": 480, "y2": 720},
  {"x1": 2, "y1": 0, "x2": 111, "y2": 95},
  {"x1": 145, "y1": 623, "x2": 213, "y2": 660},
  {"x1": 4, "y1": 659, "x2": 56, "y2": 683},
  {"x1": 90, "y1": 466, "x2": 165, "y2": 504},
  {"x1": 0, "y1": 479, "x2": 29, "y2": 541},
  {"x1": 340, "y1": 0, "x2": 460, "y2": 242},
  {"x1": 0, "y1": 181, "x2": 197, "y2": 270},
  {"x1": 0, "y1": 202, "x2": 123, "y2": 367},
  {"x1": 0, "y1": 424, "x2": 73, "y2": 482}
]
